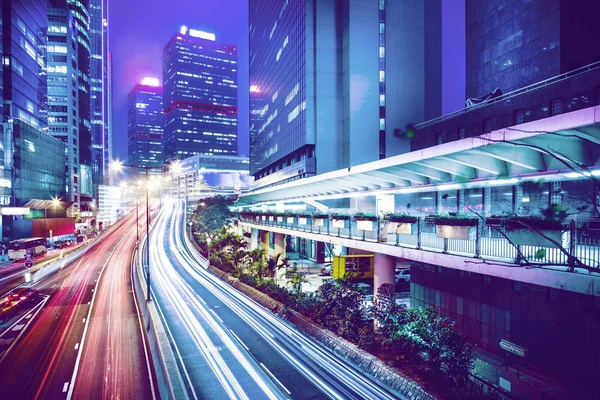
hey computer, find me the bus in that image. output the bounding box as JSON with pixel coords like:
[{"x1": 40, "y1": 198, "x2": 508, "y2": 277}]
[{"x1": 8, "y1": 238, "x2": 48, "y2": 260}]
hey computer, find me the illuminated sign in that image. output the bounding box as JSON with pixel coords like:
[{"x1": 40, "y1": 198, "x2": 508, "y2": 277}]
[
  {"x1": 499, "y1": 339, "x2": 527, "y2": 358},
  {"x1": 189, "y1": 29, "x2": 216, "y2": 41},
  {"x1": 250, "y1": 85, "x2": 260, "y2": 93},
  {"x1": 141, "y1": 77, "x2": 160, "y2": 87},
  {"x1": 180, "y1": 25, "x2": 188, "y2": 35},
  {"x1": 0, "y1": 207, "x2": 30, "y2": 216}
]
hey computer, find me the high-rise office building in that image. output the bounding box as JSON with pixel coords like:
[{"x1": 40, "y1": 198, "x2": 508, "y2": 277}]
[
  {"x1": 89, "y1": 0, "x2": 111, "y2": 188},
  {"x1": 47, "y1": 0, "x2": 93, "y2": 213},
  {"x1": 127, "y1": 78, "x2": 164, "y2": 168},
  {"x1": 2, "y1": 0, "x2": 48, "y2": 131},
  {"x1": 163, "y1": 27, "x2": 238, "y2": 161},
  {"x1": 465, "y1": 0, "x2": 600, "y2": 98},
  {"x1": 248, "y1": 0, "x2": 442, "y2": 188}
]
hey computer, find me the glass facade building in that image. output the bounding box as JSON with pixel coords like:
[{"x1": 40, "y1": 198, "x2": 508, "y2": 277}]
[
  {"x1": 465, "y1": 0, "x2": 600, "y2": 99},
  {"x1": 47, "y1": 6, "x2": 83, "y2": 215},
  {"x1": 163, "y1": 29, "x2": 238, "y2": 161},
  {"x1": 11, "y1": 120, "x2": 66, "y2": 206},
  {"x1": 127, "y1": 82, "x2": 164, "y2": 168},
  {"x1": 248, "y1": 0, "x2": 442, "y2": 189},
  {"x1": 2, "y1": 0, "x2": 48, "y2": 131},
  {"x1": 89, "y1": 0, "x2": 111, "y2": 187}
]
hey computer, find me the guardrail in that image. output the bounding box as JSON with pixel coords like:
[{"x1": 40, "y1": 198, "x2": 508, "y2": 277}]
[
  {"x1": 240, "y1": 217, "x2": 600, "y2": 270},
  {"x1": 131, "y1": 210, "x2": 187, "y2": 400}
]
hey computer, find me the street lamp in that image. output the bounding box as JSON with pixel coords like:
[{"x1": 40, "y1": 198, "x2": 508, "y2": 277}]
[
  {"x1": 206, "y1": 236, "x2": 211, "y2": 268},
  {"x1": 111, "y1": 160, "x2": 152, "y2": 302},
  {"x1": 44, "y1": 196, "x2": 61, "y2": 241}
]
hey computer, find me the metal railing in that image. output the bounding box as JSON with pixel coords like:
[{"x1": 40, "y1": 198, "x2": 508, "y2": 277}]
[{"x1": 241, "y1": 216, "x2": 600, "y2": 271}]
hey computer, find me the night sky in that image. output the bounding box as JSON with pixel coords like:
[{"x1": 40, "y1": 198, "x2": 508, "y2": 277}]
[
  {"x1": 109, "y1": 0, "x2": 250, "y2": 162},
  {"x1": 109, "y1": 0, "x2": 463, "y2": 163}
]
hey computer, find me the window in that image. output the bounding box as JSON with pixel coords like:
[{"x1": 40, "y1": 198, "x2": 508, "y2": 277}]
[
  {"x1": 550, "y1": 98, "x2": 563, "y2": 116},
  {"x1": 436, "y1": 132, "x2": 445, "y2": 145},
  {"x1": 483, "y1": 118, "x2": 492, "y2": 133},
  {"x1": 513, "y1": 108, "x2": 524, "y2": 125},
  {"x1": 457, "y1": 126, "x2": 466, "y2": 139}
]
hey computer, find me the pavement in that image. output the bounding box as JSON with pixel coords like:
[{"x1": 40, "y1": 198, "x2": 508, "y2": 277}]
[
  {"x1": 149, "y1": 198, "x2": 405, "y2": 400},
  {"x1": 0, "y1": 211, "x2": 153, "y2": 400}
]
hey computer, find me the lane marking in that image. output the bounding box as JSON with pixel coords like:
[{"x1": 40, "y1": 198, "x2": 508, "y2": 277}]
[
  {"x1": 209, "y1": 308, "x2": 224, "y2": 323},
  {"x1": 25, "y1": 314, "x2": 32, "y2": 319},
  {"x1": 74, "y1": 343, "x2": 79, "y2": 350},
  {"x1": 65, "y1": 232, "x2": 127, "y2": 400},
  {"x1": 11, "y1": 324, "x2": 24, "y2": 332},
  {"x1": 62, "y1": 382, "x2": 69, "y2": 393},
  {"x1": 260, "y1": 362, "x2": 291, "y2": 395},
  {"x1": 229, "y1": 329, "x2": 249, "y2": 351}
]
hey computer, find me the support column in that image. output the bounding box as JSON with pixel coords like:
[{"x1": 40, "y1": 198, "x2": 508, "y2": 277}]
[
  {"x1": 374, "y1": 253, "x2": 396, "y2": 299},
  {"x1": 483, "y1": 187, "x2": 492, "y2": 217},
  {"x1": 273, "y1": 232, "x2": 285, "y2": 256},
  {"x1": 259, "y1": 230, "x2": 269, "y2": 252},
  {"x1": 315, "y1": 241, "x2": 325, "y2": 263},
  {"x1": 250, "y1": 228, "x2": 259, "y2": 250}
]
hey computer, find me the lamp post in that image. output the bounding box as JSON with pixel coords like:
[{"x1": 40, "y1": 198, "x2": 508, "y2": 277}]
[
  {"x1": 206, "y1": 236, "x2": 211, "y2": 268},
  {"x1": 111, "y1": 160, "x2": 179, "y2": 302},
  {"x1": 44, "y1": 197, "x2": 61, "y2": 241}
]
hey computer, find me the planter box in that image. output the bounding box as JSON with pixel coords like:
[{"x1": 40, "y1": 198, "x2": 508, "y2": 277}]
[
  {"x1": 261, "y1": 215, "x2": 266, "y2": 221},
  {"x1": 269, "y1": 216, "x2": 275, "y2": 222},
  {"x1": 314, "y1": 218, "x2": 325, "y2": 227},
  {"x1": 277, "y1": 216, "x2": 283, "y2": 223},
  {"x1": 298, "y1": 217, "x2": 308, "y2": 225},
  {"x1": 332, "y1": 219, "x2": 347, "y2": 228},
  {"x1": 390, "y1": 222, "x2": 416, "y2": 235},
  {"x1": 436, "y1": 225, "x2": 474, "y2": 240},
  {"x1": 287, "y1": 217, "x2": 295, "y2": 224},
  {"x1": 507, "y1": 229, "x2": 562, "y2": 248},
  {"x1": 357, "y1": 220, "x2": 375, "y2": 231}
]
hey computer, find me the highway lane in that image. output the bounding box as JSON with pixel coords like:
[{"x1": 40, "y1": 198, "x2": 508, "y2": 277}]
[
  {"x1": 70, "y1": 211, "x2": 154, "y2": 400},
  {"x1": 149, "y1": 198, "x2": 404, "y2": 400},
  {"x1": 0, "y1": 213, "x2": 142, "y2": 399}
]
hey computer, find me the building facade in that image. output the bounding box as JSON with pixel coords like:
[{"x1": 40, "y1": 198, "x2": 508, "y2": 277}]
[
  {"x1": 248, "y1": 0, "x2": 442, "y2": 189},
  {"x1": 11, "y1": 120, "x2": 66, "y2": 206},
  {"x1": 170, "y1": 154, "x2": 253, "y2": 199},
  {"x1": 2, "y1": 0, "x2": 48, "y2": 131},
  {"x1": 89, "y1": 0, "x2": 111, "y2": 188},
  {"x1": 465, "y1": 0, "x2": 600, "y2": 99},
  {"x1": 127, "y1": 79, "x2": 164, "y2": 168},
  {"x1": 163, "y1": 28, "x2": 238, "y2": 161}
]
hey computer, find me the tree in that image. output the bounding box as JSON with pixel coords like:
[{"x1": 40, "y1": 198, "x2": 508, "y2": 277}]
[
  {"x1": 314, "y1": 278, "x2": 366, "y2": 339},
  {"x1": 191, "y1": 196, "x2": 235, "y2": 235},
  {"x1": 286, "y1": 263, "x2": 308, "y2": 296},
  {"x1": 266, "y1": 253, "x2": 290, "y2": 284},
  {"x1": 246, "y1": 248, "x2": 266, "y2": 280}
]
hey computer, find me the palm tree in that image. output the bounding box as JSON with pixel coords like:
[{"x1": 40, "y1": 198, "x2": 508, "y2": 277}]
[
  {"x1": 267, "y1": 253, "x2": 290, "y2": 285},
  {"x1": 245, "y1": 248, "x2": 266, "y2": 280},
  {"x1": 286, "y1": 263, "x2": 309, "y2": 296}
]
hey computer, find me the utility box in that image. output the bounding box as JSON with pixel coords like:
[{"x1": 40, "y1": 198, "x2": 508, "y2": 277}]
[{"x1": 332, "y1": 254, "x2": 374, "y2": 279}]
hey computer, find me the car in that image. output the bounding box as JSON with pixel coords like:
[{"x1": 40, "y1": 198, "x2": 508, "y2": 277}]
[
  {"x1": 319, "y1": 264, "x2": 332, "y2": 276},
  {"x1": 395, "y1": 269, "x2": 411, "y2": 282},
  {"x1": 53, "y1": 240, "x2": 65, "y2": 249}
]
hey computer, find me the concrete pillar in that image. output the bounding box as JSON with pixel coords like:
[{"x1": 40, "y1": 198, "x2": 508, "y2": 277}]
[
  {"x1": 274, "y1": 232, "x2": 285, "y2": 256},
  {"x1": 250, "y1": 228, "x2": 259, "y2": 250},
  {"x1": 315, "y1": 241, "x2": 325, "y2": 263},
  {"x1": 260, "y1": 230, "x2": 269, "y2": 252},
  {"x1": 550, "y1": 181, "x2": 561, "y2": 206},
  {"x1": 513, "y1": 184, "x2": 523, "y2": 215},
  {"x1": 374, "y1": 253, "x2": 396, "y2": 299}
]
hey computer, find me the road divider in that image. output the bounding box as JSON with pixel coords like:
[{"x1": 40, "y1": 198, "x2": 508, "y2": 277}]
[{"x1": 131, "y1": 210, "x2": 187, "y2": 400}]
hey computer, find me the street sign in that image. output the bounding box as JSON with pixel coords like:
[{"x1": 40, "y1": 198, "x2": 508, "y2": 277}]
[
  {"x1": 499, "y1": 339, "x2": 527, "y2": 358},
  {"x1": 24, "y1": 260, "x2": 34, "y2": 268}
]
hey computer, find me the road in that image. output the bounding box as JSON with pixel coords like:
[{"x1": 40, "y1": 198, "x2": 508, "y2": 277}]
[
  {"x1": 0, "y1": 211, "x2": 153, "y2": 400},
  {"x1": 148, "y1": 198, "x2": 403, "y2": 400}
]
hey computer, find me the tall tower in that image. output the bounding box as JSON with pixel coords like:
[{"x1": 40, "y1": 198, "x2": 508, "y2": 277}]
[
  {"x1": 89, "y1": 0, "x2": 111, "y2": 188},
  {"x1": 162, "y1": 27, "x2": 238, "y2": 161},
  {"x1": 248, "y1": 0, "x2": 442, "y2": 188},
  {"x1": 127, "y1": 78, "x2": 164, "y2": 168}
]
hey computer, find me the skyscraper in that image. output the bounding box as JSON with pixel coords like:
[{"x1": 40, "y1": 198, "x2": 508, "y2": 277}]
[
  {"x1": 2, "y1": 0, "x2": 48, "y2": 131},
  {"x1": 465, "y1": 0, "x2": 600, "y2": 98},
  {"x1": 163, "y1": 28, "x2": 238, "y2": 161},
  {"x1": 89, "y1": 0, "x2": 111, "y2": 187},
  {"x1": 127, "y1": 78, "x2": 164, "y2": 168},
  {"x1": 248, "y1": 0, "x2": 442, "y2": 188}
]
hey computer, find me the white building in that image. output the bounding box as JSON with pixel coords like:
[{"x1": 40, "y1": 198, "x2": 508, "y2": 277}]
[{"x1": 97, "y1": 185, "x2": 122, "y2": 227}]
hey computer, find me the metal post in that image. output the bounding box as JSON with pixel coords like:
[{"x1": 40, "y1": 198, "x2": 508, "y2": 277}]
[
  {"x1": 475, "y1": 222, "x2": 481, "y2": 258},
  {"x1": 145, "y1": 167, "x2": 151, "y2": 302},
  {"x1": 44, "y1": 207, "x2": 47, "y2": 239},
  {"x1": 417, "y1": 217, "x2": 422, "y2": 249},
  {"x1": 136, "y1": 188, "x2": 139, "y2": 241}
]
